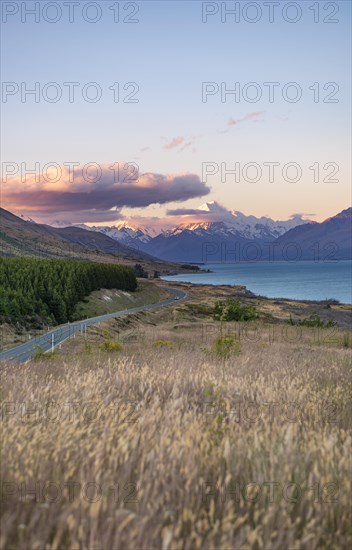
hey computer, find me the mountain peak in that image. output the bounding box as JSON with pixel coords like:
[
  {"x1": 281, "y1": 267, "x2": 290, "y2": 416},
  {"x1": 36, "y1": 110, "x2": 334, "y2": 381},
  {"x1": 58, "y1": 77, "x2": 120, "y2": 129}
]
[{"x1": 198, "y1": 200, "x2": 226, "y2": 213}]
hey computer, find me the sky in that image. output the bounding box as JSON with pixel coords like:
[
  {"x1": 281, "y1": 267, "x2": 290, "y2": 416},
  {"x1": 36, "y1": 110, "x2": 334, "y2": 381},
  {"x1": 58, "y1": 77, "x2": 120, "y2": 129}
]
[{"x1": 1, "y1": 0, "x2": 351, "y2": 229}]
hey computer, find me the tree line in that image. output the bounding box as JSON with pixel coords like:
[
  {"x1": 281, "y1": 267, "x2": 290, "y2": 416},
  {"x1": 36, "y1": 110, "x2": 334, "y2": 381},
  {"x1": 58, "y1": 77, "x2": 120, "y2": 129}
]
[{"x1": 0, "y1": 257, "x2": 137, "y2": 326}]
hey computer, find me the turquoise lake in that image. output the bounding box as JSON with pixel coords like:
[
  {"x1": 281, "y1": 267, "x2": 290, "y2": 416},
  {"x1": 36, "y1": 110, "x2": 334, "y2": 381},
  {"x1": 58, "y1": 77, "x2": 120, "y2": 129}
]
[{"x1": 163, "y1": 260, "x2": 352, "y2": 304}]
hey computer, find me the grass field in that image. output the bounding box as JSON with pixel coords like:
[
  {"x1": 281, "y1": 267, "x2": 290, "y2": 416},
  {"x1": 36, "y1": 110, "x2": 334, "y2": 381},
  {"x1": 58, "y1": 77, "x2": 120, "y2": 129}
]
[
  {"x1": 1, "y1": 281, "x2": 351, "y2": 549},
  {"x1": 58, "y1": 280, "x2": 352, "y2": 356}
]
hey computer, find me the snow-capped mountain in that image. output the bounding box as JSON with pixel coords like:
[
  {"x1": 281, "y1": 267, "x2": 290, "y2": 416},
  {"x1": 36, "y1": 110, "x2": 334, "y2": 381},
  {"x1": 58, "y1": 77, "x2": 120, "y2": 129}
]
[
  {"x1": 93, "y1": 225, "x2": 151, "y2": 244},
  {"x1": 73, "y1": 222, "x2": 157, "y2": 250},
  {"x1": 13, "y1": 202, "x2": 308, "y2": 250},
  {"x1": 168, "y1": 201, "x2": 307, "y2": 239},
  {"x1": 11, "y1": 203, "x2": 351, "y2": 262},
  {"x1": 141, "y1": 202, "x2": 309, "y2": 260},
  {"x1": 165, "y1": 201, "x2": 307, "y2": 240},
  {"x1": 76, "y1": 202, "x2": 309, "y2": 262}
]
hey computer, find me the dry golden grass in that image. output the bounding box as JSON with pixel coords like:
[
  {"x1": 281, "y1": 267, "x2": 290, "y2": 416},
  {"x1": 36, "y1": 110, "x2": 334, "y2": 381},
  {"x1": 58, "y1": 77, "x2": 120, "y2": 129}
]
[{"x1": 1, "y1": 338, "x2": 351, "y2": 549}]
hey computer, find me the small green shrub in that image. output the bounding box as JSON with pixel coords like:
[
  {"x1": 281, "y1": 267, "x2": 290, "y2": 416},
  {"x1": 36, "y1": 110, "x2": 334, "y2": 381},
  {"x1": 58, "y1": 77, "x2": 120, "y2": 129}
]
[
  {"x1": 203, "y1": 382, "x2": 215, "y2": 398},
  {"x1": 342, "y1": 333, "x2": 351, "y2": 348},
  {"x1": 213, "y1": 335, "x2": 241, "y2": 359},
  {"x1": 33, "y1": 346, "x2": 58, "y2": 361},
  {"x1": 33, "y1": 346, "x2": 46, "y2": 360},
  {"x1": 152, "y1": 340, "x2": 174, "y2": 350},
  {"x1": 98, "y1": 340, "x2": 122, "y2": 352},
  {"x1": 213, "y1": 299, "x2": 258, "y2": 322},
  {"x1": 84, "y1": 340, "x2": 92, "y2": 354},
  {"x1": 288, "y1": 314, "x2": 337, "y2": 328}
]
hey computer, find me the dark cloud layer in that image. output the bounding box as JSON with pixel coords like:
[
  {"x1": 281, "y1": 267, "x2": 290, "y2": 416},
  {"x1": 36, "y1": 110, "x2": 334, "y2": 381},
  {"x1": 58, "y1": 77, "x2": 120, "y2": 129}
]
[{"x1": 3, "y1": 166, "x2": 210, "y2": 223}]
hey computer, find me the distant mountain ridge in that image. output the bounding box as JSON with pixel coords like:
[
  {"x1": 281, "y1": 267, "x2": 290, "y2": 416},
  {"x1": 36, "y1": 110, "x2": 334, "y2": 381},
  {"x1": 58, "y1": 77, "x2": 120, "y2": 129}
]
[
  {"x1": 274, "y1": 207, "x2": 352, "y2": 261},
  {"x1": 87, "y1": 201, "x2": 307, "y2": 240},
  {"x1": 165, "y1": 201, "x2": 307, "y2": 240},
  {"x1": 75, "y1": 202, "x2": 311, "y2": 261},
  {"x1": 83, "y1": 203, "x2": 351, "y2": 262},
  {"x1": 0, "y1": 208, "x2": 161, "y2": 267},
  {"x1": 3, "y1": 205, "x2": 351, "y2": 263}
]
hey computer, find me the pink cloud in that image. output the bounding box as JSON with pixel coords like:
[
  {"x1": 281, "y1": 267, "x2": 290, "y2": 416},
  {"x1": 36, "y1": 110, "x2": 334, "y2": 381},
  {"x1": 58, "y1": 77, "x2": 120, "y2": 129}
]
[
  {"x1": 2, "y1": 163, "x2": 210, "y2": 224},
  {"x1": 163, "y1": 136, "x2": 185, "y2": 150},
  {"x1": 228, "y1": 111, "x2": 265, "y2": 126}
]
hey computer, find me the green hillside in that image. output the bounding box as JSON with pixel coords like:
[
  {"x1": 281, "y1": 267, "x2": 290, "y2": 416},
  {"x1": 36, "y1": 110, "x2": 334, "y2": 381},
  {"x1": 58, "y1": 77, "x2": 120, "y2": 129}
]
[{"x1": 0, "y1": 257, "x2": 137, "y2": 325}]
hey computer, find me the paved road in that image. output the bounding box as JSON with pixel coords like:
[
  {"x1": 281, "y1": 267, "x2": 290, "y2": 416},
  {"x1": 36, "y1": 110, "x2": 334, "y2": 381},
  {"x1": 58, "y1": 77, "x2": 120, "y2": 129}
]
[{"x1": 0, "y1": 288, "x2": 186, "y2": 363}]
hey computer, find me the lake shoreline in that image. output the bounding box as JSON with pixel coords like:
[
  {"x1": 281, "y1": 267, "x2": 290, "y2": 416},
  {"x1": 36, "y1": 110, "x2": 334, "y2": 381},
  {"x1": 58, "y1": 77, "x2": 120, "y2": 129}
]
[{"x1": 162, "y1": 260, "x2": 352, "y2": 305}]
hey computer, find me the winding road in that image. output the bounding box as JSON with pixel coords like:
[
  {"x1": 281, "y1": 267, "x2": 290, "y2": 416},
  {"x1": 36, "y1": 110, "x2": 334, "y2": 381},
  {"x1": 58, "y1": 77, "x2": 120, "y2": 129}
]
[{"x1": 0, "y1": 287, "x2": 186, "y2": 363}]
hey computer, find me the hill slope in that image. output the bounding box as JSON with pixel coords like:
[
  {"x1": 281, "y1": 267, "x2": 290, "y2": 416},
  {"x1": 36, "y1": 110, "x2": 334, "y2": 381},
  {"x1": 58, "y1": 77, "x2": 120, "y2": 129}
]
[
  {"x1": 0, "y1": 208, "x2": 182, "y2": 274},
  {"x1": 274, "y1": 208, "x2": 352, "y2": 260},
  {"x1": 0, "y1": 208, "x2": 150, "y2": 259}
]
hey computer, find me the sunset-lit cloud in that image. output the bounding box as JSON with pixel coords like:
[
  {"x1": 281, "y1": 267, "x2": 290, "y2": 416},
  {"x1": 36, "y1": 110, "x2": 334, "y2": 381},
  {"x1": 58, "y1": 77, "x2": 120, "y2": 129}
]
[
  {"x1": 166, "y1": 202, "x2": 235, "y2": 224},
  {"x1": 2, "y1": 163, "x2": 210, "y2": 224},
  {"x1": 228, "y1": 111, "x2": 265, "y2": 126},
  {"x1": 163, "y1": 136, "x2": 185, "y2": 150}
]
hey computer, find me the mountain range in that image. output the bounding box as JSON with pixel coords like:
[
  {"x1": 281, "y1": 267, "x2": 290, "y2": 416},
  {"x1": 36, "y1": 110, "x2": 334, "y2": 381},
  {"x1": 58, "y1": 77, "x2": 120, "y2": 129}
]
[
  {"x1": 74, "y1": 202, "x2": 308, "y2": 261},
  {"x1": 274, "y1": 207, "x2": 352, "y2": 261},
  {"x1": 2, "y1": 204, "x2": 351, "y2": 264},
  {"x1": 71, "y1": 202, "x2": 352, "y2": 262}
]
